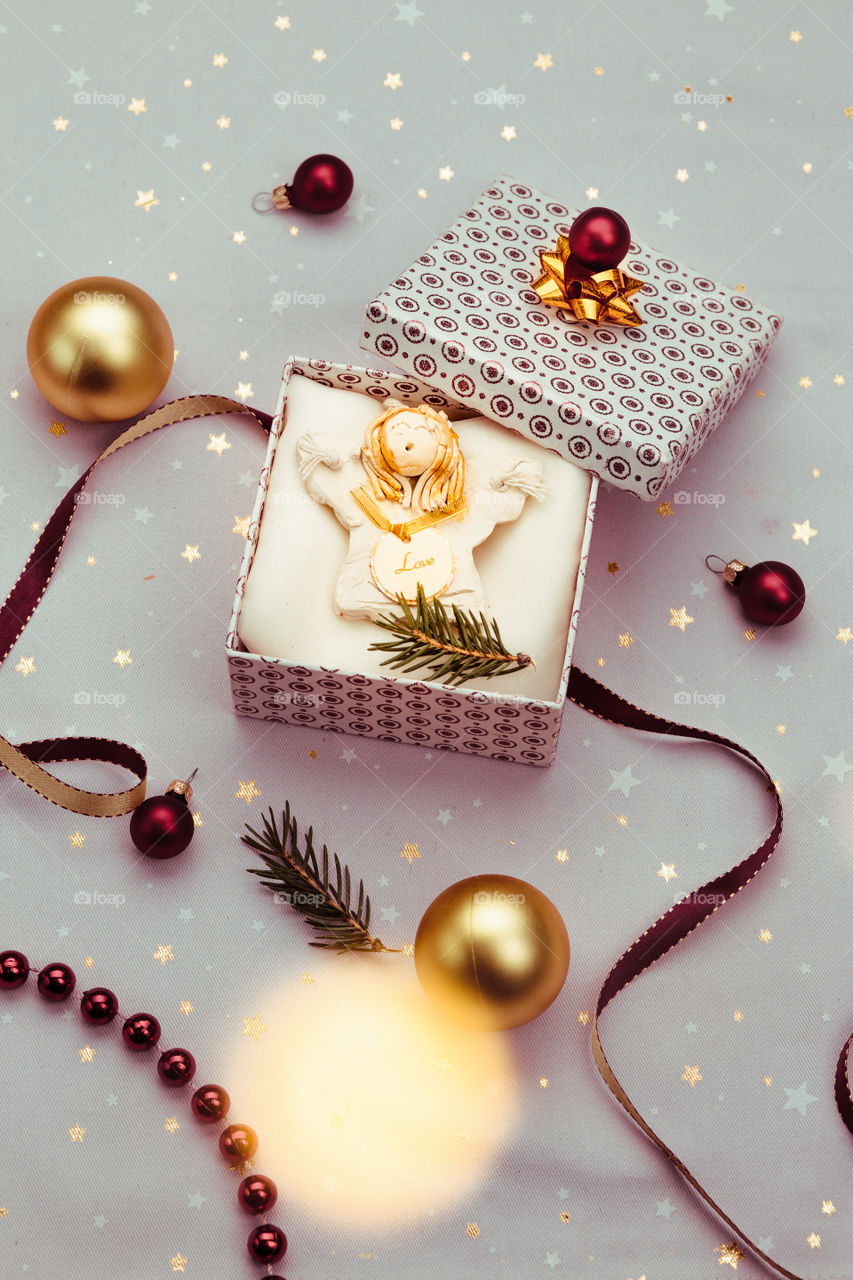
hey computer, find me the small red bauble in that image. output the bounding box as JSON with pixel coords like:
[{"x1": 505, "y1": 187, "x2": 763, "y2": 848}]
[
  {"x1": 238, "y1": 1173, "x2": 278, "y2": 1214},
  {"x1": 0, "y1": 950, "x2": 29, "y2": 989},
  {"x1": 284, "y1": 153, "x2": 353, "y2": 214},
  {"x1": 220, "y1": 1123, "x2": 259, "y2": 1161},
  {"x1": 567, "y1": 206, "x2": 631, "y2": 272},
  {"x1": 247, "y1": 1223, "x2": 287, "y2": 1264},
  {"x1": 191, "y1": 1083, "x2": 230, "y2": 1123},
  {"x1": 80, "y1": 987, "x2": 119, "y2": 1025},
  {"x1": 36, "y1": 963, "x2": 76, "y2": 1002},
  {"x1": 717, "y1": 557, "x2": 805, "y2": 626},
  {"x1": 122, "y1": 1012, "x2": 161, "y2": 1051},
  {"x1": 129, "y1": 776, "x2": 196, "y2": 859},
  {"x1": 157, "y1": 1047, "x2": 196, "y2": 1086}
]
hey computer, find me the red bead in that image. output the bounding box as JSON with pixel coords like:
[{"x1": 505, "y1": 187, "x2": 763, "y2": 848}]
[
  {"x1": 157, "y1": 1047, "x2": 196, "y2": 1086},
  {"x1": 567, "y1": 206, "x2": 631, "y2": 272},
  {"x1": 238, "y1": 1173, "x2": 277, "y2": 1214},
  {"x1": 36, "y1": 963, "x2": 76, "y2": 1002},
  {"x1": 191, "y1": 1083, "x2": 230, "y2": 1123},
  {"x1": 737, "y1": 561, "x2": 805, "y2": 626},
  {"x1": 80, "y1": 987, "x2": 119, "y2": 1025},
  {"x1": 122, "y1": 1012, "x2": 161, "y2": 1051},
  {"x1": 287, "y1": 153, "x2": 353, "y2": 214},
  {"x1": 247, "y1": 1223, "x2": 287, "y2": 1264},
  {"x1": 130, "y1": 792, "x2": 194, "y2": 859},
  {"x1": 0, "y1": 950, "x2": 29, "y2": 989},
  {"x1": 219, "y1": 1123, "x2": 259, "y2": 1161}
]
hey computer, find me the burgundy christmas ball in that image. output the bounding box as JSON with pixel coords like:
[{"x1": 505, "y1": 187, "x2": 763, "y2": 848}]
[
  {"x1": 0, "y1": 950, "x2": 29, "y2": 989},
  {"x1": 738, "y1": 561, "x2": 805, "y2": 626},
  {"x1": 122, "y1": 1012, "x2": 161, "y2": 1051},
  {"x1": 247, "y1": 1223, "x2": 287, "y2": 1264},
  {"x1": 129, "y1": 792, "x2": 194, "y2": 859},
  {"x1": 287, "y1": 153, "x2": 353, "y2": 213},
  {"x1": 80, "y1": 987, "x2": 119, "y2": 1025},
  {"x1": 191, "y1": 1083, "x2": 230, "y2": 1124},
  {"x1": 157, "y1": 1047, "x2": 196, "y2": 1086},
  {"x1": 567, "y1": 206, "x2": 631, "y2": 272},
  {"x1": 36, "y1": 963, "x2": 76, "y2": 1002},
  {"x1": 219, "y1": 1123, "x2": 259, "y2": 1161},
  {"x1": 238, "y1": 1173, "x2": 278, "y2": 1215}
]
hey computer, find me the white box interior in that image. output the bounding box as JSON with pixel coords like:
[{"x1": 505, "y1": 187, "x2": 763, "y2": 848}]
[{"x1": 237, "y1": 375, "x2": 592, "y2": 701}]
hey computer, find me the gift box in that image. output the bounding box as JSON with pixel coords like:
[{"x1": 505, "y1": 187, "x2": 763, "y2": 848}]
[
  {"x1": 226, "y1": 358, "x2": 596, "y2": 767},
  {"x1": 360, "y1": 174, "x2": 782, "y2": 501}
]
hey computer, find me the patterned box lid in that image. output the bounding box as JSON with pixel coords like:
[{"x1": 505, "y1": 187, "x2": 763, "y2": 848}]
[{"x1": 360, "y1": 174, "x2": 782, "y2": 501}]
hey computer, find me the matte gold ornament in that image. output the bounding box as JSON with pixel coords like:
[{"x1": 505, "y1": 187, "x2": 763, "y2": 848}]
[
  {"x1": 414, "y1": 874, "x2": 570, "y2": 1030},
  {"x1": 26, "y1": 276, "x2": 173, "y2": 421}
]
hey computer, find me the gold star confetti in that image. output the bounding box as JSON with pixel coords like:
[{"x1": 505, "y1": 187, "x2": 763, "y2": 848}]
[
  {"x1": 617, "y1": 814, "x2": 627, "y2": 827},
  {"x1": 9, "y1": 389, "x2": 19, "y2": 398},
  {"x1": 236, "y1": 779, "x2": 261, "y2": 805},
  {"x1": 799, "y1": 375, "x2": 812, "y2": 387},
  {"x1": 0, "y1": 1207, "x2": 6, "y2": 1217},
  {"x1": 656, "y1": 500, "x2": 674, "y2": 519},
  {"x1": 275, "y1": 15, "x2": 291, "y2": 30},
  {"x1": 822, "y1": 1201, "x2": 835, "y2": 1215},
  {"x1": 560, "y1": 1210, "x2": 571, "y2": 1222},
  {"x1": 212, "y1": 53, "x2": 228, "y2": 68},
  {"x1": 384, "y1": 72, "x2": 403, "y2": 89},
  {"x1": 534, "y1": 52, "x2": 554, "y2": 71},
  {"x1": 183, "y1": 78, "x2": 192, "y2": 87},
  {"x1": 242, "y1": 1013, "x2": 268, "y2": 1042},
  {"x1": 232, "y1": 515, "x2": 250, "y2": 539},
  {"x1": 300, "y1": 971, "x2": 314, "y2": 985},
  {"x1": 201, "y1": 160, "x2": 212, "y2": 171},
  {"x1": 597, "y1": 657, "x2": 605, "y2": 667},
  {"x1": 289, "y1": 225, "x2": 299, "y2": 236},
  {"x1": 669, "y1": 606, "x2": 694, "y2": 632},
  {"x1": 390, "y1": 117, "x2": 404, "y2": 130},
  {"x1": 734, "y1": 283, "x2": 746, "y2": 292},
  {"x1": 417, "y1": 188, "x2": 427, "y2": 198},
  {"x1": 239, "y1": 350, "x2": 249, "y2": 360},
  {"x1": 555, "y1": 849, "x2": 569, "y2": 863},
  {"x1": 84, "y1": 957, "x2": 94, "y2": 968},
  {"x1": 153, "y1": 944, "x2": 174, "y2": 966},
  {"x1": 308, "y1": 749, "x2": 317, "y2": 760},
  {"x1": 675, "y1": 168, "x2": 689, "y2": 182},
  {"x1": 658, "y1": 863, "x2": 678, "y2": 882},
  {"x1": 48, "y1": 420, "x2": 67, "y2": 438},
  {"x1": 207, "y1": 432, "x2": 232, "y2": 455},
  {"x1": 69, "y1": 830, "x2": 85, "y2": 848},
  {"x1": 170, "y1": 1255, "x2": 188, "y2": 1274},
  {"x1": 69, "y1": 1125, "x2": 86, "y2": 1142},
  {"x1": 15, "y1": 656, "x2": 36, "y2": 677},
  {"x1": 113, "y1": 649, "x2": 132, "y2": 669},
  {"x1": 792, "y1": 519, "x2": 817, "y2": 545},
  {"x1": 716, "y1": 1241, "x2": 745, "y2": 1268},
  {"x1": 401, "y1": 841, "x2": 421, "y2": 864},
  {"x1": 607, "y1": 561, "x2": 620, "y2": 574},
  {"x1": 733, "y1": 1010, "x2": 744, "y2": 1022},
  {"x1": 331, "y1": 1114, "x2": 343, "y2": 1127},
  {"x1": 435, "y1": 1056, "x2": 452, "y2": 1073},
  {"x1": 179, "y1": 1001, "x2": 193, "y2": 1016},
  {"x1": 192, "y1": 812, "x2": 203, "y2": 827},
  {"x1": 776, "y1": 724, "x2": 787, "y2": 735},
  {"x1": 232, "y1": 230, "x2": 246, "y2": 244},
  {"x1": 312, "y1": 48, "x2": 327, "y2": 61},
  {"x1": 744, "y1": 628, "x2": 756, "y2": 641},
  {"x1": 834, "y1": 373, "x2": 846, "y2": 384},
  {"x1": 466, "y1": 1223, "x2": 480, "y2": 1238},
  {"x1": 765, "y1": 1076, "x2": 773, "y2": 1087},
  {"x1": 838, "y1": 627, "x2": 852, "y2": 644},
  {"x1": 164, "y1": 1116, "x2": 180, "y2": 1132},
  {"x1": 682, "y1": 1064, "x2": 703, "y2": 1087},
  {"x1": 585, "y1": 186, "x2": 599, "y2": 199},
  {"x1": 79, "y1": 1045, "x2": 96, "y2": 1063},
  {"x1": 53, "y1": 116, "x2": 69, "y2": 131},
  {"x1": 845, "y1": 107, "x2": 853, "y2": 118},
  {"x1": 539, "y1": 1077, "x2": 549, "y2": 1088},
  {"x1": 789, "y1": 29, "x2": 802, "y2": 41},
  {"x1": 577, "y1": 1010, "x2": 591, "y2": 1026},
  {"x1": 618, "y1": 631, "x2": 634, "y2": 649},
  {"x1": 402, "y1": 942, "x2": 415, "y2": 956},
  {"x1": 181, "y1": 545, "x2": 201, "y2": 564},
  {"x1": 234, "y1": 382, "x2": 254, "y2": 400},
  {"x1": 216, "y1": 115, "x2": 231, "y2": 129},
  {"x1": 439, "y1": 165, "x2": 454, "y2": 180},
  {"x1": 697, "y1": 120, "x2": 707, "y2": 131},
  {"x1": 500, "y1": 125, "x2": 517, "y2": 141},
  {"x1": 593, "y1": 65, "x2": 604, "y2": 76},
  {"x1": 87, "y1": 556, "x2": 96, "y2": 565},
  {"x1": 807, "y1": 1233, "x2": 821, "y2": 1249},
  {"x1": 168, "y1": 272, "x2": 178, "y2": 282},
  {"x1": 759, "y1": 929, "x2": 773, "y2": 943},
  {"x1": 128, "y1": 97, "x2": 147, "y2": 116},
  {"x1": 134, "y1": 188, "x2": 159, "y2": 212}
]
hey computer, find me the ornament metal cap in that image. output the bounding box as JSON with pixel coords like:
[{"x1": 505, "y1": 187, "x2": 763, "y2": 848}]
[
  {"x1": 166, "y1": 768, "x2": 197, "y2": 804},
  {"x1": 705, "y1": 553, "x2": 746, "y2": 584}
]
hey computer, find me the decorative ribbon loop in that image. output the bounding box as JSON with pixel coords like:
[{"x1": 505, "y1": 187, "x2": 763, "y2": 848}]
[{"x1": 532, "y1": 234, "x2": 644, "y2": 326}]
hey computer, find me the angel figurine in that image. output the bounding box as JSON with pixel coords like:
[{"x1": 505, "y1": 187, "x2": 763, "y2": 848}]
[{"x1": 296, "y1": 398, "x2": 546, "y2": 621}]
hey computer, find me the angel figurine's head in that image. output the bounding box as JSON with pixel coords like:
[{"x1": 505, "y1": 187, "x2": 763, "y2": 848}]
[{"x1": 361, "y1": 399, "x2": 465, "y2": 512}]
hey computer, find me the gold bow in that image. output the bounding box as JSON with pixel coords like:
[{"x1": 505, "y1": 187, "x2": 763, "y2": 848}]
[{"x1": 532, "y1": 235, "x2": 644, "y2": 326}]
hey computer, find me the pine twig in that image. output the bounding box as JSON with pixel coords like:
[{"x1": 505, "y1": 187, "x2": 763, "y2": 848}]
[
  {"x1": 242, "y1": 805, "x2": 398, "y2": 954},
  {"x1": 369, "y1": 584, "x2": 533, "y2": 687}
]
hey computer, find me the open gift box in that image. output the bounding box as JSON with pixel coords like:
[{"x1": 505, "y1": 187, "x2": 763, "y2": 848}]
[{"x1": 226, "y1": 358, "x2": 596, "y2": 767}]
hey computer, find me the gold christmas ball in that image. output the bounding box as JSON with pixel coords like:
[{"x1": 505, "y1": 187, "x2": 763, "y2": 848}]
[
  {"x1": 26, "y1": 276, "x2": 173, "y2": 422},
  {"x1": 414, "y1": 874, "x2": 570, "y2": 1030}
]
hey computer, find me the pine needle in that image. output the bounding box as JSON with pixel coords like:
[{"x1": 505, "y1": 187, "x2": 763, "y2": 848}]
[
  {"x1": 242, "y1": 805, "x2": 398, "y2": 953},
  {"x1": 369, "y1": 584, "x2": 533, "y2": 687}
]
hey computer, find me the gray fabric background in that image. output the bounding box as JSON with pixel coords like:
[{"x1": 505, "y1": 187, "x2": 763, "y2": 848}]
[{"x1": 0, "y1": 2, "x2": 850, "y2": 1278}]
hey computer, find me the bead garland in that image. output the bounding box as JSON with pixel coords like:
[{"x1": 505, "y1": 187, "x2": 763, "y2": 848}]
[{"x1": 0, "y1": 949, "x2": 289, "y2": 1277}]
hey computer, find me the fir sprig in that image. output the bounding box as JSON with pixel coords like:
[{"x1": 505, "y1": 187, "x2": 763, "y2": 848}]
[
  {"x1": 243, "y1": 805, "x2": 397, "y2": 953},
  {"x1": 369, "y1": 584, "x2": 533, "y2": 687}
]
